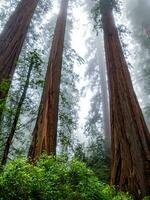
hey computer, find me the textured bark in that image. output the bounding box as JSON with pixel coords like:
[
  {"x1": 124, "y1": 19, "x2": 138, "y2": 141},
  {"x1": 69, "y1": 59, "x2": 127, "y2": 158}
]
[
  {"x1": 0, "y1": 0, "x2": 39, "y2": 118},
  {"x1": 102, "y1": 8, "x2": 150, "y2": 199},
  {"x1": 1, "y1": 58, "x2": 34, "y2": 165},
  {"x1": 28, "y1": 0, "x2": 69, "y2": 160}
]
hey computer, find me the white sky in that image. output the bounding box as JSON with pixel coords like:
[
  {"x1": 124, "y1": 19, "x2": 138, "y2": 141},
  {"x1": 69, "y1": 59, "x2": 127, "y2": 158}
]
[
  {"x1": 0, "y1": 0, "x2": 4, "y2": 5},
  {"x1": 71, "y1": 5, "x2": 91, "y2": 142}
]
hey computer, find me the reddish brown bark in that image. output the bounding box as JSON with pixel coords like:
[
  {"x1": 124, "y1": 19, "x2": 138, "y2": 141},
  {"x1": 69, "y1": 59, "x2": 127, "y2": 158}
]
[
  {"x1": 102, "y1": 8, "x2": 150, "y2": 199},
  {"x1": 28, "y1": 0, "x2": 69, "y2": 160},
  {"x1": 0, "y1": 0, "x2": 39, "y2": 117}
]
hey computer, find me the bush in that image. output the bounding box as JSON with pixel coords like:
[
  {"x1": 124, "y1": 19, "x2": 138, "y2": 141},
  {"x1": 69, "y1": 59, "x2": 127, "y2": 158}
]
[{"x1": 0, "y1": 155, "x2": 132, "y2": 200}]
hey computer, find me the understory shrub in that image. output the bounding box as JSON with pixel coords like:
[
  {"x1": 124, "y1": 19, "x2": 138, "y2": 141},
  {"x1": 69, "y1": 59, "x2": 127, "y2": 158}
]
[{"x1": 0, "y1": 155, "x2": 132, "y2": 200}]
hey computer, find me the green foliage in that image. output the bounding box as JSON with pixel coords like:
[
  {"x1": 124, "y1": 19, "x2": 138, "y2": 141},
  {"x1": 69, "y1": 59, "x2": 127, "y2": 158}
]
[
  {"x1": 0, "y1": 79, "x2": 10, "y2": 95},
  {"x1": 74, "y1": 144, "x2": 87, "y2": 163},
  {"x1": 0, "y1": 79, "x2": 10, "y2": 114},
  {"x1": 94, "y1": 0, "x2": 119, "y2": 14},
  {"x1": 58, "y1": 41, "x2": 81, "y2": 154},
  {"x1": 0, "y1": 156, "x2": 133, "y2": 200},
  {"x1": 91, "y1": 0, "x2": 120, "y2": 31},
  {"x1": 74, "y1": 140, "x2": 110, "y2": 184},
  {"x1": 0, "y1": 50, "x2": 44, "y2": 159},
  {"x1": 143, "y1": 197, "x2": 150, "y2": 200}
]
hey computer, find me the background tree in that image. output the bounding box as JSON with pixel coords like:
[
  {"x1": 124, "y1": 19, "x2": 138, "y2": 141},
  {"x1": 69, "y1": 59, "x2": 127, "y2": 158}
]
[
  {"x1": 126, "y1": 0, "x2": 150, "y2": 129},
  {"x1": 58, "y1": 46, "x2": 81, "y2": 155},
  {"x1": 1, "y1": 51, "x2": 43, "y2": 165},
  {"x1": 83, "y1": 44, "x2": 109, "y2": 180},
  {"x1": 79, "y1": 4, "x2": 111, "y2": 181}
]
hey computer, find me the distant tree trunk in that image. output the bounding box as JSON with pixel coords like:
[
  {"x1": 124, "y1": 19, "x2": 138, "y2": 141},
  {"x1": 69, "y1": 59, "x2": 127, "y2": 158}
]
[
  {"x1": 1, "y1": 56, "x2": 34, "y2": 165},
  {"x1": 0, "y1": 0, "x2": 39, "y2": 119},
  {"x1": 28, "y1": 0, "x2": 69, "y2": 160},
  {"x1": 96, "y1": 34, "x2": 111, "y2": 159},
  {"x1": 102, "y1": 8, "x2": 150, "y2": 199}
]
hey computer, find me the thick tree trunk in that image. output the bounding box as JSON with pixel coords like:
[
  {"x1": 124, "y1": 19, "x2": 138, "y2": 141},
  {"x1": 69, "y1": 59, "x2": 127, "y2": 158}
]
[
  {"x1": 102, "y1": 8, "x2": 150, "y2": 199},
  {"x1": 1, "y1": 57, "x2": 34, "y2": 165},
  {"x1": 0, "y1": 0, "x2": 39, "y2": 118},
  {"x1": 28, "y1": 0, "x2": 69, "y2": 160}
]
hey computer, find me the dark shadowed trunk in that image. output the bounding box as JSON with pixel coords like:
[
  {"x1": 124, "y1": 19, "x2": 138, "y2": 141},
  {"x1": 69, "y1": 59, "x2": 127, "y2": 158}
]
[
  {"x1": 1, "y1": 57, "x2": 34, "y2": 165},
  {"x1": 0, "y1": 0, "x2": 39, "y2": 119},
  {"x1": 102, "y1": 8, "x2": 150, "y2": 199},
  {"x1": 28, "y1": 0, "x2": 69, "y2": 161}
]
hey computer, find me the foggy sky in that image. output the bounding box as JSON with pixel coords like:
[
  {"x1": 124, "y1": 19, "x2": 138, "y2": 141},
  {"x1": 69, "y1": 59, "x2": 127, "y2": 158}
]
[{"x1": 126, "y1": 0, "x2": 150, "y2": 30}]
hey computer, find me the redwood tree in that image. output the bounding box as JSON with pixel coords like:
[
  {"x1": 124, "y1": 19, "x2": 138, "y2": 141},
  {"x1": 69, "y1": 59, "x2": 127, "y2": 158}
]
[
  {"x1": 28, "y1": 0, "x2": 69, "y2": 160},
  {"x1": 95, "y1": 0, "x2": 150, "y2": 198},
  {"x1": 0, "y1": 0, "x2": 39, "y2": 117}
]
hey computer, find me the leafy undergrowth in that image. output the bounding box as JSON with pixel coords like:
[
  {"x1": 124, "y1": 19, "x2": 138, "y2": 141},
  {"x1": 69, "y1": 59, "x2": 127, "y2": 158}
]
[{"x1": 0, "y1": 155, "x2": 133, "y2": 200}]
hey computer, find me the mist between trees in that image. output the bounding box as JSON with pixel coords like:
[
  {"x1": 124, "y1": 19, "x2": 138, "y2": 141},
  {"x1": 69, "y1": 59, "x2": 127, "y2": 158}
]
[{"x1": 0, "y1": 0, "x2": 150, "y2": 199}]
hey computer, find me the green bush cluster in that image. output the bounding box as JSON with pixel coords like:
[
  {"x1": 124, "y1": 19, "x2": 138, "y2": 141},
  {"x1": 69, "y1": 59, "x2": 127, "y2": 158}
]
[{"x1": 0, "y1": 156, "x2": 132, "y2": 200}]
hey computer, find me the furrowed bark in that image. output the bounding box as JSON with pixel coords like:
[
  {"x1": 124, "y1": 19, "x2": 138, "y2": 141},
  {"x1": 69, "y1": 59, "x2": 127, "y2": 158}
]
[
  {"x1": 102, "y1": 8, "x2": 150, "y2": 199},
  {"x1": 28, "y1": 0, "x2": 69, "y2": 160}
]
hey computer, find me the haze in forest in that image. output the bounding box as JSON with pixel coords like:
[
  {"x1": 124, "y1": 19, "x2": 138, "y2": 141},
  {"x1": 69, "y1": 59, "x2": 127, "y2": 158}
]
[{"x1": 0, "y1": 0, "x2": 150, "y2": 199}]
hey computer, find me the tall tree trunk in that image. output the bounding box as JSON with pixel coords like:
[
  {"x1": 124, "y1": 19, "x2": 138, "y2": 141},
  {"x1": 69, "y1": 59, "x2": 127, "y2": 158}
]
[
  {"x1": 1, "y1": 57, "x2": 34, "y2": 165},
  {"x1": 28, "y1": 0, "x2": 69, "y2": 160},
  {"x1": 96, "y1": 34, "x2": 111, "y2": 159},
  {"x1": 102, "y1": 8, "x2": 150, "y2": 199},
  {"x1": 0, "y1": 0, "x2": 39, "y2": 119}
]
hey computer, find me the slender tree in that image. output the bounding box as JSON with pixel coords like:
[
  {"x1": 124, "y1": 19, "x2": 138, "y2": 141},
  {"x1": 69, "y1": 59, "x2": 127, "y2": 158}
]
[
  {"x1": 0, "y1": 0, "x2": 39, "y2": 118},
  {"x1": 93, "y1": 0, "x2": 150, "y2": 198},
  {"x1": 1, "y1": 51, "x2": 42, "y2": 165},
  {"x1": 28, "y1": 0, "x2": 69, "y2": 160},
  {"x1": 85, "y1": 0, "x2": 111, "y2": 158},
  {"x1": 96, "y1": 34, "x2": 111, "y2": 158}
]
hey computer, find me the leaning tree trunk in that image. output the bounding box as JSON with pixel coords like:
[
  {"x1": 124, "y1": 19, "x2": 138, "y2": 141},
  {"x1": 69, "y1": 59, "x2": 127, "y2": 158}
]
[
  {"x1": 102, "y1": 8, "x2": 150, "y2": 199},
  {"x1": 28, "y1": 0, "x2": 69, "y2": 161},
  {"x1": 1, "y1": 56, "x2": 34, "y2": 165},
  {"x1": 0, "y1": 0, "x2": 39, "y2": 119}
]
